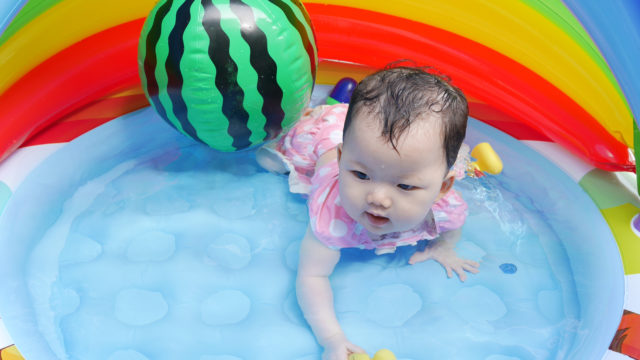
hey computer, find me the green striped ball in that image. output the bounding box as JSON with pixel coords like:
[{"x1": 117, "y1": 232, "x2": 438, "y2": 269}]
[{"x1": 138, "y1": 0, "x2": 317, "y2": 151}]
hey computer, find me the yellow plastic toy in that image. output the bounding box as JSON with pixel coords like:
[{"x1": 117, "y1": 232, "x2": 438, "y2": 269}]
[
  {"x1": 372, "y1": 349, "x2": 396, "y2": 360},
  {"x1": 348, "y1": 349, "x2": 397, "y2": 360},
  {"x1": 0, "y1": 345, "x2": 25, "y2": 360},
  {"x1": 470, "y1": 142, "x2": 503, "y2": 175}
]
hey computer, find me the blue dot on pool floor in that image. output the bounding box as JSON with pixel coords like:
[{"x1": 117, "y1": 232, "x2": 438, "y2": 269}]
[
  {"x1": 499, "y1": 263, "x2": 517, "y2": 274},
  {"x1": 114, "y1": 289, "x2": 168, "y2": 326},
  {"x1": 201, "y1": 290, "x2": 251, "y2": 326}
]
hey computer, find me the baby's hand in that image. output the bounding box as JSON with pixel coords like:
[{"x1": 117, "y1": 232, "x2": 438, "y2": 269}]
[
  {"x1": 321, "y1": 333, "x2": 366, "y2": 360},
  {"x1": 409, "y1": 244, "x2": 480, "y2": 282}
]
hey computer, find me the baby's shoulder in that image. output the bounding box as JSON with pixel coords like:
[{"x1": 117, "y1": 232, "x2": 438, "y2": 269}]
[{"x1": 311, "y1": 103, "x2": 348, "y2": 121}]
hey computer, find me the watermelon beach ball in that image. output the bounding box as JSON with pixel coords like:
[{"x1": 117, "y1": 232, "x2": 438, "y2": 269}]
[{"x1": 138, "y1": 0, "x2": 317, "y2": 151}]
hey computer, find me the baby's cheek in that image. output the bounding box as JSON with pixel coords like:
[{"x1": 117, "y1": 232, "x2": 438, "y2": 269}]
[
  {"x1": 409, "y1": 207, "x2": 431, "y2": 225},
  {"x1": 407, "y1": 195, "x2": 436, "y2": 220},
  {"x1": 338, "y1": 179, "x2": 360, "y2": 212}
]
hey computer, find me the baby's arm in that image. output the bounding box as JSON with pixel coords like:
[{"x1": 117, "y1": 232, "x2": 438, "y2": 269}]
[
  {"x1": 408, "y1": 228, "x2": 480, "y2": 281},
  {"x1": 297, "y1": 226, "x2": 365, "y2": 360}
]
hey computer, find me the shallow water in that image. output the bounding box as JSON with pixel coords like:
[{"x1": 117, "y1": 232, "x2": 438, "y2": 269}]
[{"x1": 0, "y1": 107, "x2": 622, "y2": 360}]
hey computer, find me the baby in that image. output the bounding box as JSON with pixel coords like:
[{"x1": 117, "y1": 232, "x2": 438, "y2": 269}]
[{"x1": 257, "y1": 66, "x2": 479, "y2": 360}]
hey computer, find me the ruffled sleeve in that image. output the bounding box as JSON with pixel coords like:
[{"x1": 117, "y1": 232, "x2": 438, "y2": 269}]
[{"x1": 432, "y1": 189, "x2": 467, "y2": 233}]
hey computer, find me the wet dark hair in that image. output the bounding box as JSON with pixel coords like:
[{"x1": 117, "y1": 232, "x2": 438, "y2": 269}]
[{"x1": 343, "y1": 63, "x2": 468, "y2": 170}]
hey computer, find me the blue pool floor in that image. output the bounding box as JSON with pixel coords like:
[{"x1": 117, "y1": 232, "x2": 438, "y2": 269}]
[{"x1": 0, "y1": 108, "x2": 587, "y2": 360}]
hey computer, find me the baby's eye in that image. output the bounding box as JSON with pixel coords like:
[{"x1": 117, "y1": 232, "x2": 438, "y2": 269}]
[
  {"x1": 352, "y1": 171, "x2": 370, "y2": 180},
  {"x1": 397, "y1": 184, "x2": 417, "y2": 191}
]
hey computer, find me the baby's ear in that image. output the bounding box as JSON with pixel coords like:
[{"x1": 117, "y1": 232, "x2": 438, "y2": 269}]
[{"x1": 436, "y1": 173, "x2": 455, "y2": 201}]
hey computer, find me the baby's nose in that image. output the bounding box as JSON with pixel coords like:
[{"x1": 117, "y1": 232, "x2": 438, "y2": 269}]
[{"x1": 367, "y1": 187, "x2": 392, "y2": 209}]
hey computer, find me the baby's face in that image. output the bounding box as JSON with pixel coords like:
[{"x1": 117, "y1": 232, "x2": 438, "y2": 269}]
[{"x1": 338, "y1": 112, "x2": 452, "y2": 236}]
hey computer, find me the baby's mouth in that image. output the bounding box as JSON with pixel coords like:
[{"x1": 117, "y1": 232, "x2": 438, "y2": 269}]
[{"x1": 365, "y1": 212, "x2": 390, "y2": 227}]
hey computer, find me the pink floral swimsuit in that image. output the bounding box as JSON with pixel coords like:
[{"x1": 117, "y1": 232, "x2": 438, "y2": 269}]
[{"x1": 269, "y1": 104, "x2": 468, "y2": 255}]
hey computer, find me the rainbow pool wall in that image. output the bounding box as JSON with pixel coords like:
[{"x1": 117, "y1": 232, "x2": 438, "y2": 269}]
[{"x1": 1, "y1": 0, "x2": 640, "y2": 359}]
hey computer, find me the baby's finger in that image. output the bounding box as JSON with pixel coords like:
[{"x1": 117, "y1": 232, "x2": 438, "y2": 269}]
[
  {"x1": 453, "y1": 266, "x2": 467, "y2": 282},
  {"x1": 466, "y1": 260, "x2": 481, "y2": 268},
  {"x1": 445, "y1": 266, "x2": 454, "y2": 278},
  {"x1": 463, "y1": 262, "x2": 480, "y2": 273},
  {"x1": 347, "y1": 342, "x2": 367, "y2": 354}
]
